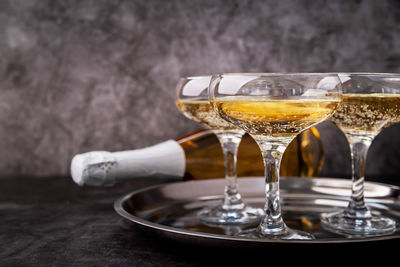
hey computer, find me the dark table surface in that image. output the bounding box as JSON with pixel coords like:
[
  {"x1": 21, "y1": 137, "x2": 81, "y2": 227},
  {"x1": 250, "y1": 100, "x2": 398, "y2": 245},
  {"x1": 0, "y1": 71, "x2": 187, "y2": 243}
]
[{"x1": 1, "y1": 176, "x2": 400, "y2": 266}]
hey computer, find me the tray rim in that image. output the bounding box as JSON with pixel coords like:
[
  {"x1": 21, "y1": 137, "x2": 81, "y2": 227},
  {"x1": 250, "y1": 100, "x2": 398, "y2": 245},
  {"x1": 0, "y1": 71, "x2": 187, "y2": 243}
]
[{"x1": 114, "y1": 177, "x2": 400, "y2": 244}]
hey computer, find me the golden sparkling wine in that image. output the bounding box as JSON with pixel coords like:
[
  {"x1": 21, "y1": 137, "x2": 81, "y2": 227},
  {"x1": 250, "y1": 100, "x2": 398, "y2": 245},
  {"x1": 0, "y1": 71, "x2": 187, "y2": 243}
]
[
  {"x1": 213, "y1": 96, "x2": 341, "y2": 138},
  {"x1": 331, "y1": 93, "x2": 400, "y2": 136},
  {"x1": 175, "y1": 98, "x2": 325, "y2": 178},
  {"x1": 176, "y1": 100, "x2": 241, "y2": 132}
]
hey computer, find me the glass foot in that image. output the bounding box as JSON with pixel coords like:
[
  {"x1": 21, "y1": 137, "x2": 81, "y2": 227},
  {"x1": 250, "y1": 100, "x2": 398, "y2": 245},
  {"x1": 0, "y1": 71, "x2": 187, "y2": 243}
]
[
  {"x1": 238, "y1": 226, "x2": 315, "y2": 240},
  {"x1": 198, "y1": 205, "x2": 263, "y2": 226},
  {"x1": 321, "y1": 211, "x2": 396, "y2": 237}
]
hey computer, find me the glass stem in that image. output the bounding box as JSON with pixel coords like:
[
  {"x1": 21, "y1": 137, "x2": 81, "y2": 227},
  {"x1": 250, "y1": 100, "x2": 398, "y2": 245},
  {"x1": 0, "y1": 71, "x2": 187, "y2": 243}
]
[
  {"x1": 215, "y1": 132, "x2": 245, "y2": 211},
  {"x1": 345, "y1": 138, "x2": 372, "y2": 219},
  {"x1": 256, "y1": 140, "x2": 288, "y2": 235}
]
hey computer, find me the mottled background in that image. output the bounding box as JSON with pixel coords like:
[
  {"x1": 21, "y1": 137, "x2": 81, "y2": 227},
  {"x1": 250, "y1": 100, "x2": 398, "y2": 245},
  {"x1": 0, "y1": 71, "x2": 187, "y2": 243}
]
[{"x1": 0, "y1": 0, "x2": 400, "y2": 183}]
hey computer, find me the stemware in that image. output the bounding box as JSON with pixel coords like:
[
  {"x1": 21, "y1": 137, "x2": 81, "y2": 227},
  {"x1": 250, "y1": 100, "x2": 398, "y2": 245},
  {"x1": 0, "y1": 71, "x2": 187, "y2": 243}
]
[
  {"x1": 209, "y1": 73, "x2": 342, "y2": 239},
  {"x1": 321, "y1": 73, "x2": 400, "y2": 236},
  {"x1": 175, "y1": 76, "x2": 264, "y2": 225}
]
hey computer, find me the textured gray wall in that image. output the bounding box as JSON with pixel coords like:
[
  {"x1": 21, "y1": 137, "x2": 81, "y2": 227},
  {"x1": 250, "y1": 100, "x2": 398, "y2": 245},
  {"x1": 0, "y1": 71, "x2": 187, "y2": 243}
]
[{"x1": 0, "y1": 0, "x2": 400, "y2": 182}]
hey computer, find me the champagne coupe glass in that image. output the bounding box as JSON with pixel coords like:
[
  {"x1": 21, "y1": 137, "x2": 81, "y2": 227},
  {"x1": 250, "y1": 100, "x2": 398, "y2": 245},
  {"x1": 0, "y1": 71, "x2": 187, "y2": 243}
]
[
  {"x1": 321, "y1": 73, "x2": 400, "y2": 236},
  {"x1": 209, "y1": 73, "x2": 342, "y2": 239},
  {"x1": 175, "y1": 76, "x2": 264, "y2": 225}
]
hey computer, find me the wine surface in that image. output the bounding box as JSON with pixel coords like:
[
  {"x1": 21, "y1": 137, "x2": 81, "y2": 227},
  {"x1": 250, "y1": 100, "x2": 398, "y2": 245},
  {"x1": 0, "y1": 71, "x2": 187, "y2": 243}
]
[
  {"x1": 331, "y1": 93, "x2": 400, "y2": 136},
  {"x1": 213, "y1": 96, "x2": 340, "y2": 138},
  {"x1": 176, "y1": 100, "x2": 243, "y2": 133}
]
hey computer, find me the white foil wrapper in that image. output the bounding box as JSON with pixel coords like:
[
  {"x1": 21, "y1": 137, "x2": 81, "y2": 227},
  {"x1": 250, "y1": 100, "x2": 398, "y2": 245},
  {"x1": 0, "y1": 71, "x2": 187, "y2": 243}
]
[{"x1": 71, "y1": 140, "x2": 186, "y2": 186}]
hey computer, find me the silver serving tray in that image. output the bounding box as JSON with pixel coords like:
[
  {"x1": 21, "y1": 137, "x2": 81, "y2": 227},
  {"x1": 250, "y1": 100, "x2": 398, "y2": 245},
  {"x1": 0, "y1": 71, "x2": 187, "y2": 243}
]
[{"x1": 114, "y1": 177, "x2": 400, "y2": 244}]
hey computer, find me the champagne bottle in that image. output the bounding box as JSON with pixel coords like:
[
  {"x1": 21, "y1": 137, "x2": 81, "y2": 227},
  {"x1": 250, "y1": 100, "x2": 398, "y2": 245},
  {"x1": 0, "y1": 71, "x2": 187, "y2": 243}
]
[{"x1": 71, "y1": 127, "x2": 323, "y2": 186}]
